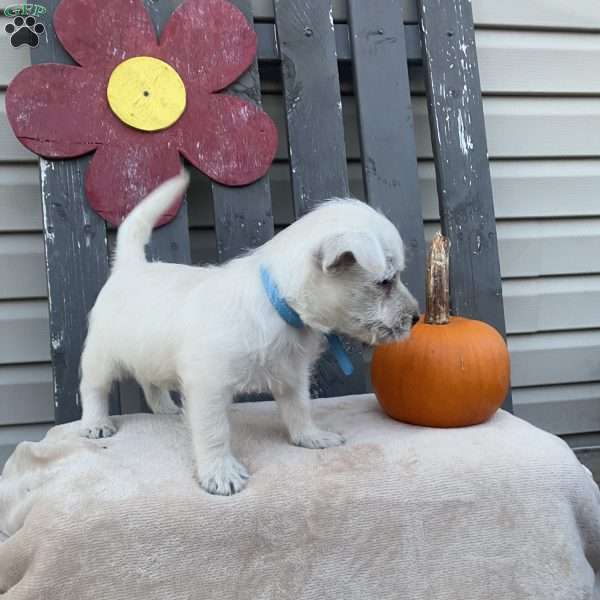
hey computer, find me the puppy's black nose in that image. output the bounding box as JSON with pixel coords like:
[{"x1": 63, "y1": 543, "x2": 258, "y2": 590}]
[{"x1": 411, "y1": 312, "x2": 420, "y2": 327}]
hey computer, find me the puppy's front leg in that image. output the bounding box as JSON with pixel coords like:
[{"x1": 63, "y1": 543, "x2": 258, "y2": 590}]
[
  {"x1": 184, "y1": 382, "x2": 249, "y2": 495},
  {"x1": 273, "y1": 379, "x2": 345, "y2": 449}
]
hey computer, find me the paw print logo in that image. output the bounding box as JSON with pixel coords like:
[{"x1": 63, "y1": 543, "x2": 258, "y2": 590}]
[{"x1": 5, "y1": 16, "x2": 45, "y2": 48}]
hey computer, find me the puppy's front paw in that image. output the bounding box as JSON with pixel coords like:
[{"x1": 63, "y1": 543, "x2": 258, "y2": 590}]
[
  {"x1": 292, "y1": 429, "x2": 345, "y2": 449},
  {"x1": 80, "y1": 420, "x2": 117, "y2": 439},
  {"x1": 197, "y1": 456, "x2": 249, "y2": 496}
]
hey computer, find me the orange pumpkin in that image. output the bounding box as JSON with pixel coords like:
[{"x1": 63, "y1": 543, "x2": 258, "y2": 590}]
[{"x1": 372, "y1": 233, "x2": 510, "y2": 428}]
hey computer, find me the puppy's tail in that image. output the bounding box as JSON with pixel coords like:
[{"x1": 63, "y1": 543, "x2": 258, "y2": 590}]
[{"x1": 114, "y1": 169, "x2": 190, "y2": 269}]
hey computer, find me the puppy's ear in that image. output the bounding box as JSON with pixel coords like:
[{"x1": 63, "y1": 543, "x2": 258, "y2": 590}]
[{"x1": 319, "y1": 231, "x2": 386, "y2": 278}]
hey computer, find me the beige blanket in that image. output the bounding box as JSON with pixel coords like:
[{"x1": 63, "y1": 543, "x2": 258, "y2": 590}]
[{"x1": 1, "y1": 394, "x2": 599, "y2": 599}]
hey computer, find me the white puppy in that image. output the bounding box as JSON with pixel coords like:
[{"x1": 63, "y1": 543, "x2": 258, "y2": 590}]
[{"x1": 79, "y1": 170, "x2": 419, "y2": 495}]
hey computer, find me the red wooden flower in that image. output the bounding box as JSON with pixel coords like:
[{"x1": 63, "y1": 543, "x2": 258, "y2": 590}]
[{"x1": 6, "y1": 0, "x2": 278, "y2": 226}]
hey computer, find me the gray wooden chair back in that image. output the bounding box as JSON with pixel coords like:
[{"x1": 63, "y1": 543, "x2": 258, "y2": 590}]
[{"x1": 31, "y1": 0, "x2": 510, "y2": 424}]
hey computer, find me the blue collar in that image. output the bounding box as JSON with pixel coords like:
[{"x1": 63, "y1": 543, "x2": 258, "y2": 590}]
[{"x1": 260, "y1": 265, "x2": 354, "y2": 377}]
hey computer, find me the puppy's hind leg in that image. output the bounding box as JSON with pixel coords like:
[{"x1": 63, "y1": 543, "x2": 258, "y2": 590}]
[
  {"x1": 142, "y1": 384, "x2": 181, "y2": 415},
  {"x1": 79, "y1": 344, "x2": 117, "y2": 439}
]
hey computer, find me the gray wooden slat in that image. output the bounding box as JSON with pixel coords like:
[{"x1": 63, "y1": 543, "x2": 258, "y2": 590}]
[
  {"x1": 348, "y1": 0, "x2": 425, "y2": 308},
  {"x1": 210, "y1": 0, "x2": 274, "y2": 264},
  {"x1": 255, "y1": 22, "x2": 422, "y2": 64},
  {"x1": 274, "y1": 0, "x2": 365, "y2": 398},
  {"x1": 418, "y1": 0, "x2": 510, "y2": 411},
  {"x1": 114, "y1": 0, "x2": 193, "y2": 415},
  {"x1": 30, "y1": 0, "x2": 119, "y2": 422},
  {"x1": 275, "y1": 0, "x2": 349, "y2": 211},
  {"x1": 252, "y1": 0, "x2": 421, "y2": 23},
  {"x1": 209, "y1": 0, "x2": 275, "y2": 404},
  {"x1": 143, "y1": 0, "x2": 192, "y2": 267}
]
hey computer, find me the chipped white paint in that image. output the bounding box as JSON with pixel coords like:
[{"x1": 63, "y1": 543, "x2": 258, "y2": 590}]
[
  {"x1": 50, "y1": 332, "x2": 63, "y2": 351},
  {"x1": 39, "y1": 159, "x2": 51, "y2": 188},
  {"x1": 457, "y1": 111, "x2": 473, "y2": 155},
  {"x1": 39, "y1": 160, "x2": 55, "y2": 243}
]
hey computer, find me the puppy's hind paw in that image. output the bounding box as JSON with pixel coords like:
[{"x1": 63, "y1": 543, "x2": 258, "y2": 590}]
[
  {"x1": 80, "y1": 420, "x2": 117, "y2": 439},
  {"x1": 292, "y1": 429, "x2": 345, "y2": 449},
  {"x1": 197, "y1": 456, "x2": 249, "y2": 496}
]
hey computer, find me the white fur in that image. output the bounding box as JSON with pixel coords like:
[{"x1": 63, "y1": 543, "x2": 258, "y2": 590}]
[{"x1": 79, "y1": 170, "x2": 419, "y2": 495}]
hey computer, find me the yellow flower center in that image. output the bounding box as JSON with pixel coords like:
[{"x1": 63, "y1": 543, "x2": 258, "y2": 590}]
[{"x1": 106, "y1": 56, "x2": 186, "y2": 132}]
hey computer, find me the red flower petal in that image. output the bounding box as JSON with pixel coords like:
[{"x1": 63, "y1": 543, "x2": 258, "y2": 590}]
[
  {"x1": 159, "y1": 0, "x2": 256, "y2": 92},
  {"x1": 178, "y1": 89, "x2": 277, "y2": 186},
  {"x1": 85, "y1": 143, "x2": 183, "y2": 227},
  {"x1": 55, "y1": 0, "x2": 157, "y2": 70},
  {"x1": 6, "y1": 64, "x2": 113, "y2": 158}
]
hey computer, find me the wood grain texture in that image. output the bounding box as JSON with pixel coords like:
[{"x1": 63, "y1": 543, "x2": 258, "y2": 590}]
[
  {"x1": 274, "y1": 0, "x2": 365, "y2": 398},
  {"x1": 418, "y1": 0, "x2": 510, "y2": 411},
  {"x1": 211, "y1": 0, "x2": 274, "y2": 264},
  {"x1": 348, "y1": 0, "x2": 425, "y2": 307},
  {"x1": 275, "y1": 0, "x2": 349, "y2": 212},
  {"x1": 27, "y1": 0, "x2": 119, "y2": 422},
  {"x1": 417, "y1": 5, "x2": 503, "y2": 323},
  {"x1": 255, "y1": 22, "x2": 422, "y2": 64}
]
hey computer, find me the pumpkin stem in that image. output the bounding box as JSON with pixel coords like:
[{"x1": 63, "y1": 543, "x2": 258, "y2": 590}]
[{"x1": 425, "y1": 232, "x2": 451, "y2": 325}]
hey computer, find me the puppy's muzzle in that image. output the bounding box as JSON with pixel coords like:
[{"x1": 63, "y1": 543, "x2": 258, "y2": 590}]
[{"x1": 368, "y1": 311, "x2": 419, "y2": 345}]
